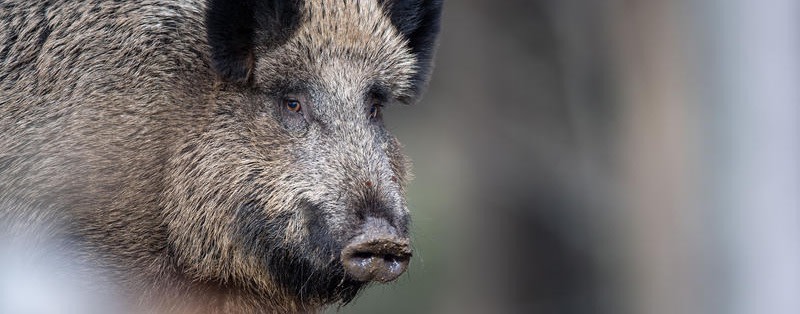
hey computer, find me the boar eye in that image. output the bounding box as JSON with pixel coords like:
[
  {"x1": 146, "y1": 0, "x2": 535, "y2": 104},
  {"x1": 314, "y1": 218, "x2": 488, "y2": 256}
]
[
  {"x1": 369, "y1": 103, "x2": 382, "y2": 119},
  {"x1": 284, "y1": 98, "x2": 302, "y2": 113}
]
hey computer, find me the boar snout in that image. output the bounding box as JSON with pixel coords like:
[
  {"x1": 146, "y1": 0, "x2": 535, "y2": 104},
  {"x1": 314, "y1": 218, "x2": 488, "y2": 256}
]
[{"x1": 340, "y1": 217, "x2": 411, "y2": 283}]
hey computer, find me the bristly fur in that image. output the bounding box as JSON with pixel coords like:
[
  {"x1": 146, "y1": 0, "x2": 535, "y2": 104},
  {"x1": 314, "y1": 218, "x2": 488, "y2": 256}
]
[{"x1": 0, "y1": 0, "x2": 442, "y2": 313}]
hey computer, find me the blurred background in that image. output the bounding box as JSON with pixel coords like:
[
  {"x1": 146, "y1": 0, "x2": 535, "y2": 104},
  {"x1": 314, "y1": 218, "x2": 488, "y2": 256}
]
[{"x1": 333, "y1": 0, "x2": 800, "y2": 313}]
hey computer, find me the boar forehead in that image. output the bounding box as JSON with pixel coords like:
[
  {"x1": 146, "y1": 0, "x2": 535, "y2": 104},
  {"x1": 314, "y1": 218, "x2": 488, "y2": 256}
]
[{"x1": 254, "y1": 0, "x2": 417, "y2": 102}]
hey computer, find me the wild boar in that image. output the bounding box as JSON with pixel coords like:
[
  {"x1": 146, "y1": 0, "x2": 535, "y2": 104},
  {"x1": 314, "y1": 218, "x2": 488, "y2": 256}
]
[{"x1": 0, "y1": 0, "x2": 442, "y2": 312}]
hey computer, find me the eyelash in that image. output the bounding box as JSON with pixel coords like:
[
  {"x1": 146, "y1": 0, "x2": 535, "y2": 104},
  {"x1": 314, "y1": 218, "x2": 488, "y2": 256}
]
[{"x1": 369, "y1": 102, "x2": 382, "y2": 119}]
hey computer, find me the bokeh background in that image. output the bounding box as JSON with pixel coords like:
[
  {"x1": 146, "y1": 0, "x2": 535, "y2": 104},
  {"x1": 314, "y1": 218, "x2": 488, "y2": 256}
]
[{"x1": 331, "y1": 0, "x2": 800, "y2": 313}]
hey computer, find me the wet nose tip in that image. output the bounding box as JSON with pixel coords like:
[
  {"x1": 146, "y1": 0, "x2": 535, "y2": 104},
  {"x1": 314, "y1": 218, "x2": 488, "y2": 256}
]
[
  {"x1": 340, "y1": 218, "x2": 412, "y2": 283},
  {"x1": 341, "y1": 238, "x2": 411, "y2": 283}
]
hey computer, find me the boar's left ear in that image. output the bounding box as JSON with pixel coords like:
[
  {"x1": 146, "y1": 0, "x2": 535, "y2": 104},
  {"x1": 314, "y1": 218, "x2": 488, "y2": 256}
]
[
  {"x1": 380, "y1": 0, "x2": 443, "y2": 97},
  {"x1": 206, "y1": 0, "x2": 303, "y2": 84}
]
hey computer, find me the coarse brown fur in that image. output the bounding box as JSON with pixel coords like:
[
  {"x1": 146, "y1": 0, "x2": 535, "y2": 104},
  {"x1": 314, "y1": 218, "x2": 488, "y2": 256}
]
[{"x1": 0, "y1": 0, "x2": 441, "y2": 313}]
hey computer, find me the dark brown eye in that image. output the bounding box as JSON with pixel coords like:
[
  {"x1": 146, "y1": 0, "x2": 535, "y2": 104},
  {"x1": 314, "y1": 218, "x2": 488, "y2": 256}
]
[
  {"x1": 285, "y1": 99, "x2": 301, "y2": 112},
  {"x1": 369, "y1": 103, "x2": 382, "y2": 119}
]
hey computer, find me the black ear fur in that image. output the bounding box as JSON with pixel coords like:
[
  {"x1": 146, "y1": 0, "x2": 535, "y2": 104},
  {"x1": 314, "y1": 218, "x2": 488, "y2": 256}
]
[
  {"x1": 380, "y1": 0, "x2": 443, "y2": 96},
  {"x1": 206, "y1": 0, "x2": 303, "y2": 83}
]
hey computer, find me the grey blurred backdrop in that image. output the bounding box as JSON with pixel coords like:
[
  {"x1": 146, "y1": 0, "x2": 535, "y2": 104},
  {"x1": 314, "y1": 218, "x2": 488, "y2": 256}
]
[{"x1": 331, "y1": 1, "x2": 800, "y2": 313}]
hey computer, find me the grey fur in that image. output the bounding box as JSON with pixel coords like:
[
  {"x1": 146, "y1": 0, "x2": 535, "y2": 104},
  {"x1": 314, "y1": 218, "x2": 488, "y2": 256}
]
[{"x1": 0, "y1": 0, "x2": 439, "y2": 312}]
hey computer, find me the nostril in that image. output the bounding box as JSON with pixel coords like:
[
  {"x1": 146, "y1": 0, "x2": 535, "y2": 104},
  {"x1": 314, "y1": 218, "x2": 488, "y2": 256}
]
[
  {"x1": 381, "y1": 254, "x2": 401, "y2": 263},
  {"x1": 348, "y1": 250, "x2": 409, "y2": 265},
  {"x1": 352, "y1": 252, "x2": 374, "y2": 260}
]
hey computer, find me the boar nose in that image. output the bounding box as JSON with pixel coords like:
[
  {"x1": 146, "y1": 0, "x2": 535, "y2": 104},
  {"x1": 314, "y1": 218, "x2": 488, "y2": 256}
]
[{"x1": 340, "y1": 217, "x2": 411, "y2": 283}]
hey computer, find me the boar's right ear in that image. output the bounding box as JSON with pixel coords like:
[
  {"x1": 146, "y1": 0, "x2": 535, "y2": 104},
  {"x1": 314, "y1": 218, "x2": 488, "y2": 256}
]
[
  {"x1": 206, "y1": 0, "x2": 303, "y2": 84},
  {"x1": 380, "y1": 0, "x2": 443, "y2": 98}
]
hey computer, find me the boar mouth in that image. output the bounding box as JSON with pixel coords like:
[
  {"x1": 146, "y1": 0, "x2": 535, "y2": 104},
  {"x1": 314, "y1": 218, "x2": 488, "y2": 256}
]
[{"x1": 235, "y1": 198, "x2": 368, "y2": 303}]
